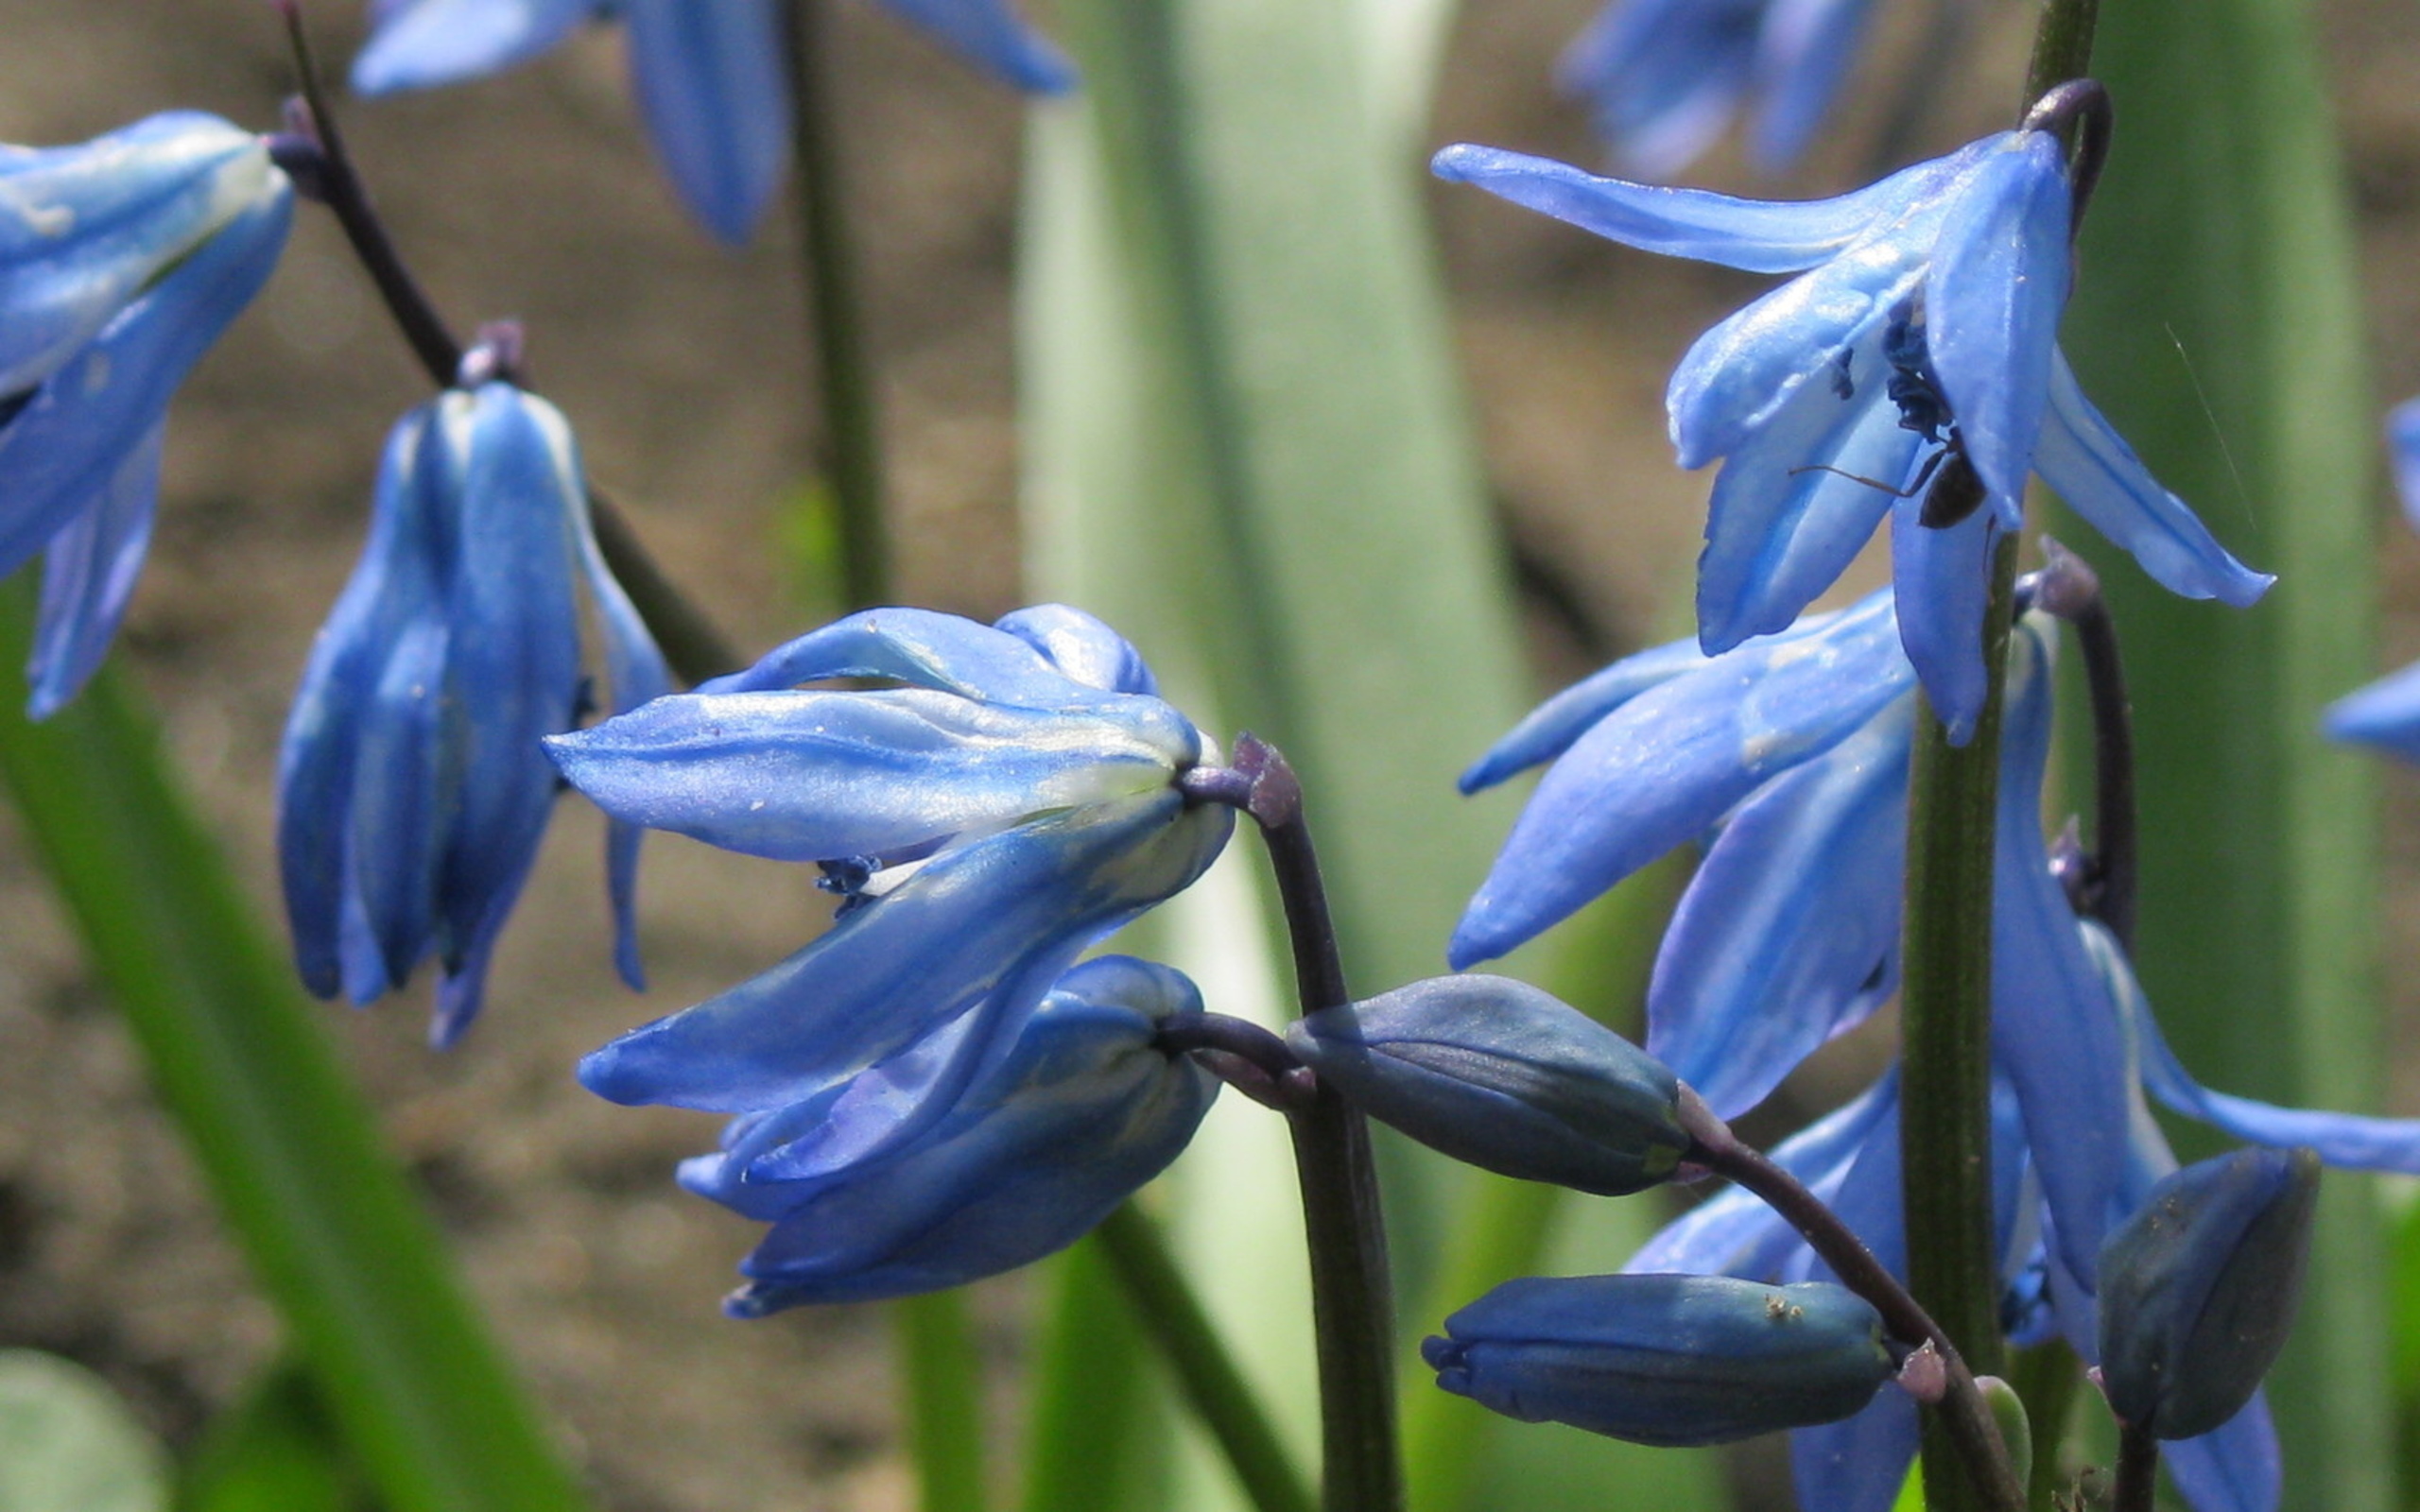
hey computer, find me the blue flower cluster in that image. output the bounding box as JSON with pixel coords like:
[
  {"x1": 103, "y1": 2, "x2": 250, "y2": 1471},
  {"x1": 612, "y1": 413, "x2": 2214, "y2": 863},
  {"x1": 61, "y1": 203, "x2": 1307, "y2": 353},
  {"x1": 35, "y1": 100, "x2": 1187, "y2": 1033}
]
[
  {"x1": 2325, "y1": 397, "x2": 2420, "y2": 758},
  {"x1": 0, "y1": 112, "x2": 292, "y2": 715},
  {"x1": 279, "y1": 372, "x2": 670, "y2": 1045},
  {"x1": 548, "y1": 605, "x2": 1231, "y2": 1307},
  {"x1": 351, "y1": 0, "x2": 1074, "y2": 243}
]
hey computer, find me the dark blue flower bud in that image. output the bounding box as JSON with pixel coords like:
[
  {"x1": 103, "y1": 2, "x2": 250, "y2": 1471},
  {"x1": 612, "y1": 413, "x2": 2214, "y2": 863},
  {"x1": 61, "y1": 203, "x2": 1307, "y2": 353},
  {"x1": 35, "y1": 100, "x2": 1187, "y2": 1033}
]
[
  {"x1": 1285, "y1": 974, "x2": 1686, "y2": 1195},
  {"x1": 2097, "y1": 1146, "x2": 2320, "y2": 1440},
  {"x1": 1424, "y1": 1274, "x2": 1895, "y2": 1446}
]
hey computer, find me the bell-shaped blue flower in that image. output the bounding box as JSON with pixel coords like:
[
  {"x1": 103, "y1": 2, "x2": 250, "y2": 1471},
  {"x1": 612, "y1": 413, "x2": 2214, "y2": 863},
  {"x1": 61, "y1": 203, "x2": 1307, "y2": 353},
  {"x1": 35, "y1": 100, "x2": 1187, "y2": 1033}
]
[
  {"x1": 352, "y1": 0, "x2": 1074, "y2": 244},
  {"x1": 673, "y1": 954, "x2": 1218, "y2": 1314},
  {"x1": 1559, "y1": 0, "x2": 1880, "y2": 180},
  {"x1": 278, "y1": 375, "x2": 671, "y2": 1046},
  {"x1": 1425, "y1": 1273, "x2": 1895, "y2": 1447},
  {"x1": 2324, "y1": 397, "x2": 2420, "y2": 758},
  {"x1": 552, "y1": 603, "x2": 1230, "y2": 1167},
  {"x1": 0, "y1": 112, "x2": 293, "y2": 715},
  {"x1": 1433, "y1": 107, "x2": 2271, "y2": 739}
]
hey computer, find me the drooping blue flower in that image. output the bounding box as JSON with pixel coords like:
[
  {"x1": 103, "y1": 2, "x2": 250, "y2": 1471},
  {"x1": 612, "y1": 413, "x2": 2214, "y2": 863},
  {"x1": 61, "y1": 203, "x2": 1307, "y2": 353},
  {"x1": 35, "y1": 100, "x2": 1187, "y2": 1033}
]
[
  {"x1": 551, "y1": 603, "x2": 1231, "y2": 1178},
  {"x1": 2323, "y1": 397, "x2": 2420, "y2": 759},
  {"x1": 1558, "y1": 0, "x2": 1881, "y2": 180},
  {"x1": 677, "y1": 953, "x2": 1218, "y2": 1314},
  {"x1": 0, "y1": 112, "x2": 293, "y2": 715},
  {"x1": 278, "y1": 372, "x2": 671, "y2": 1046},
  {"x1": 351, "y1": 0, "x2": 1074, "y2": 244},
  {"x1": 1432, "y1": 108, "x2": 2271, "y2": 739}
]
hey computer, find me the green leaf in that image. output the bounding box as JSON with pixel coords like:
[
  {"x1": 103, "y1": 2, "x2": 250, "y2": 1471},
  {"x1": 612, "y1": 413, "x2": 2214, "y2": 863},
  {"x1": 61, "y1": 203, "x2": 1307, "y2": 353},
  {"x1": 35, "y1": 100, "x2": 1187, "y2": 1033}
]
[
  {"x1": 0, "y1": 581, "x2": 589, "y2": 1512},
  {"x1": 179, "y1": 1360, "x2": 363, "y2": 1512},
  {"x1": 0, "y1": 1349, "x2": 170, "y2": 1512},
  {"x1": 2054, "y1": 3, "x2": 2386, "y2": 1507}
]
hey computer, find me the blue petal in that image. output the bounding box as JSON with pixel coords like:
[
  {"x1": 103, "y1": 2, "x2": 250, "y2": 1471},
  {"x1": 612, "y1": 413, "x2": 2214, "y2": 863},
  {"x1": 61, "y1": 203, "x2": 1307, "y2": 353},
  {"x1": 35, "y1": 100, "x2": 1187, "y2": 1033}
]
[
  {"x1": 1428, "y1": 142, "x2": 1957, "y2": 277},
  {"x1": 1459, "y1": 635, "x2": 1720, "y2": 794},
  {"x1": 2166, "y1": 1392, "x2": 2281, "y2": 1512},
  {"x1": 1888, "y1": 485, "x2": 2005, "y2": 746},
  {"x1": 2388, "y1": 395, "x2": 2420, "y2": 533},
  {"x1": 994, "y1": 604, "x2": 1158, "y2": 696},
  {"x1": 1789, "y1": 1391, "x2": 1917, "y2": 1512},
  {"x1": 350, "y1": 0, "x2": 596, "y2": 94},
  {"x1": 878, "y1": 0, "x2": 1078, "y2": 94},
  {"x1": 571, "y1": 487, "x2": 673, "y2": 989},
  {"x1": 701, "y1": 605, "x2": 1113, "y2": 709},
  {"x1": 2032, "y1": 352, "x2": 2273, "y2": 608},
  {"x1": 578, "y1": 791, "x2": 1230, "y2": 1111},
  {"x1": 1452, "y1": 590, "x2": 1910, "y2": 967},
  {"x1": 1748, "y1": 0, "x2": 1879, "y2": 173},
  {"x1": 1989, "y1": 619, "x2": 2131, "y2": 1287},
  {"x1": 25, "y1": 420, "x2": 160, "y2": 718},
  {"x1": 1554, "y1": 0, "x2": 1757, "y2": 180},
  {"x1": 624, "y1": 0, "x2": 791, "y2": 245},
  {"x1": 0, "y1": 179, "x2": 292, "y2": 585},
  {"x1": 546, "y1": 686, "x2": 1195, "y2": 861},
  {"x1": 0, "y1": 113, "x2": 271, "y2": 399},
  {"x1": 1649, "y1": 703, "x2": 1910, "y2": 1120},
  {"x1": 2323, "y1": 659, "x2": 2420, "y2": 763},
  {"x1": 1695, "y1": 322, "x2": 1917, "y2": 651},
  {"x1": 1922, "y1": 130, "x2": 2070, "y2": 516},
  {"x1": 346, "y1": 615, "x2": 452, "y2": 996}
]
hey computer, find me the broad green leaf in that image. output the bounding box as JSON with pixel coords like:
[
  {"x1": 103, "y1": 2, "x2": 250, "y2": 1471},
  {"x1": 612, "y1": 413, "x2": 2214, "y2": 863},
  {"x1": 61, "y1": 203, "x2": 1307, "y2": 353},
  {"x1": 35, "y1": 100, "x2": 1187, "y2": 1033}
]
[
  {"x1": 2055, "y1": 2, "x2": 2386, "y2": 1507},
  {"x1": 0, "y1": 581, "x2": 589, "y2": 1512},
  {"x1": 0, "y1": 1349, "x2": 169, "y2": 1512},
  {"x1": 179, "y1": 1361, "x2": 361, "y2": 1512}
]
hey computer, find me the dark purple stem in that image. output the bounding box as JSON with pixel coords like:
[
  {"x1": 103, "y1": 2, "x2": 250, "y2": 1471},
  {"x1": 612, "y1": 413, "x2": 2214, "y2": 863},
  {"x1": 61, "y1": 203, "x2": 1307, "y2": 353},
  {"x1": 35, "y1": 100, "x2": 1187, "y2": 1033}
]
[
  {"x1": 2113, "y1": 1420, "x2": 2160, "y2": 1512},
  {"x1": 2021, "y1": 77, "x2": 2114, "y2": 232},
  {"x1": 2025, "y1": 539, "x2": 2136, "y2": 949}
]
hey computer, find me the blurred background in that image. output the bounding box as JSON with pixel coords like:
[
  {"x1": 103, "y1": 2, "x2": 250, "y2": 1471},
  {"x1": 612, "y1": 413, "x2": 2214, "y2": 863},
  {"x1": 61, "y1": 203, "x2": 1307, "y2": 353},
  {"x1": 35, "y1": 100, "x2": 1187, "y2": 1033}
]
[{"x1": 0, "y1": 1, "x2": 2415, "y2": 1507}]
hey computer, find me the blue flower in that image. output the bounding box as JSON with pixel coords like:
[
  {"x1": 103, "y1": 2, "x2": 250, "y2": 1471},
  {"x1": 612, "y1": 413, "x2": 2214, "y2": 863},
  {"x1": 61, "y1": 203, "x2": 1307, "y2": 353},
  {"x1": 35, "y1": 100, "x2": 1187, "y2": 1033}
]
[
  {"x1": 0, "y1": 112, "x2": 293, "y2": 715},
  {"x1": 549, "y1": 603, "x2": 1231, "y2": 1177},
  {"x1": 1432, "y1": 111, "x2": 2271, "y2": 739},
  {"x1": 1559, "y1": 0, "x2": 1880, "y2": 180},
  {"x1": 674, "y1": 953, "x2": 1218, "y2": 1314},
  {"x1": 278, "y1": 374, "x2": 671, "y2": 1046},
  {"x1": 351, "y1": 0, "x2": 1074, "y2": 244},
  {"x1": 1479, "y1": 603, "x2": 2420, "y2": 1512},
  {"x1": 2324, "y1": 397, "x2": 2420, "y2": 758}
]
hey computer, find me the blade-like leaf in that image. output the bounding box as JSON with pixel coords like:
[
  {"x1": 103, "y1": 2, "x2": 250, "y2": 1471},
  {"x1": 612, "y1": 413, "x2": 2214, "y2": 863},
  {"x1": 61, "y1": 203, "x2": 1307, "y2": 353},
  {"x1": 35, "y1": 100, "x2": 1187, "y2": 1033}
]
[
  {"x1": 179, "y1": 1359, "x2": 363, "y2": 1512},
  {"x1": 0, "y1": 581, "x2": 589, "y2": 1512}
]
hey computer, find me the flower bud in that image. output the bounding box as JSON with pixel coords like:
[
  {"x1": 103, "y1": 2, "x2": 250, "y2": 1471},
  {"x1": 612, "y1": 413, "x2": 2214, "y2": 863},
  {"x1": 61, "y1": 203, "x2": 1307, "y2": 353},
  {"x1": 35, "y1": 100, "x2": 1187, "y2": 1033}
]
[
  {"x1": 2097, "y1": 1146, "x2": 2320, "y2": 1440},
  {"x1": 1286, "y1": 974, "x2": 1687, "y2": 1195},
  {"x1": 1424, "y1": 1274, "x2": 1895, "y2": 1446}
]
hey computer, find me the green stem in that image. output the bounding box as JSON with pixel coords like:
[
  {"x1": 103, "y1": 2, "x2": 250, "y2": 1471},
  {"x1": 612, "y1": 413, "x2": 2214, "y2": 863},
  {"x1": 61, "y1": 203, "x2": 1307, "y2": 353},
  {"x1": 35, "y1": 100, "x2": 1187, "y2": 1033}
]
[
  {"x1": 1095, "y1": 1203, "x2": 1318, "y2": 1512},
  {"x1": 2004, "y1": 1340, "x2": 2081, "y2": 1510},
  {"x1": 895, "y1": 1292, "x2": 990, "y2": 1512},
  {"x1": 783, "y1": 0, "x2": 890, "y2": 610},
  {"x1": 2022, "y1": 0, "x2": 2100, "y2": 102},
  {"x1": 1899, "y1": 517, "x2": 2020, "y2": 1512}
]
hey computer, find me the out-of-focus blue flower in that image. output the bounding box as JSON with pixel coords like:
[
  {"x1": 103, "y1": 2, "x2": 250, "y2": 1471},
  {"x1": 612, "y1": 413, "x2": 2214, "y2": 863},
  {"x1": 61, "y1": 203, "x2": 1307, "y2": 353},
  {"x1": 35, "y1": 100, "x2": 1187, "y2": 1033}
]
[
  {"x1": 2324, "y1": 397, "x2": 2420, "y2": 758},
  {"x1": 1559, "y1": 0, "x2": 1880, "y2": 180},
  {"x1": 551, "y1": 603, "x2": 1231, "y2": 1186},
  {"x1": 1425, "y1": 1273, "x2": 1894, "y2": 1447},
  {"x1": 1502, "y1": 605, "x2": 2420, "y2": 1512},
  {"x1": 1432, "y1": 116, "x2": 2270, "y2": 739},
  {"x1": 351, "y1": 0, "x2": 1074, "y2": 244},
  {"x1": 0, "y1": 112, "x2": 293, "y2": 715},
  {"x1": 278, "y1": 374, "x2": 671, "y2": 1046},
  {"x1": 678, "y1": 953, "x2": 1218, "y2": 1314}
]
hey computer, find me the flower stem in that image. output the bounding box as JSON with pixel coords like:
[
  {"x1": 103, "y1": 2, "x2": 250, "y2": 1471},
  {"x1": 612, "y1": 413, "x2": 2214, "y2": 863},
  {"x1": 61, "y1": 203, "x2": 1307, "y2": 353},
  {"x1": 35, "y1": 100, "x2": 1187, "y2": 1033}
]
[
  {"x1": 1899, "y1": 500, "x2": 2019, "y2": 1512},
  {"x1": 895, "y1": 1291, "x2": 991, "y2": 1512},
  {"x1": 782, "y1": 0, "x2": 890, "y2": 610},
  {"x1": 1094, "y1": 1203, "x2": 1319, "y2": 1512},
  {"x1": 1188, "y1": 736, "x2": 1402, "y2": 1512},
  {"x1": 1677, "y1": 1091, "x2": 2026, "y2": 1512},
  {"x1": 2022, "y1": 0, "x2": 2100, "y2": 104},
  {"x1": 2112, "y1": 1421, "x2": 2160, "y2": 1512},
  {"x1": 2028, "y1": 540, "x2": 2136, "y2": 949}
]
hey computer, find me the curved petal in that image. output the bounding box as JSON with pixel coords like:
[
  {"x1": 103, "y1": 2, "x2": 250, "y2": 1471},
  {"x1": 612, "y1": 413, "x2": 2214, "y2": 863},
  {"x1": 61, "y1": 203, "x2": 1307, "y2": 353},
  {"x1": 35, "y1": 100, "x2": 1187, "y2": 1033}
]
[
  {"x1": 345, "y1": 615, "x2": 452, "y2": 997},
  {"x1": 1748, "y1": 0, "x2": 1879, "y2": 172},
  {"x1": 993, "y1": 603, "x2": 1158, "y2": 696},
  {"x1": 25, "y1": 419, "x2": 160, "y2": 717},
  {"x1": 2323, "y1": 659, "x2": 2420, "y2": 763},
  {"x1": 578, "y1": 791, "x2": 1231, "y2": 1111},
  {"x1": 1554, "y1": 0, "x2": 1757, "y2": 181},
  {"x1": 1451, "y1": 590, "x2": 1911, "y2": 967},
  {"x1": 701, "y1": 604, "x2": 1112, "y2": 709},
  {"x1": 877, "y1": 0, "x2": 1077, "y2": 94},
  {"x1": 1889, "y1": 483, "x2": 2006, "y2": 746},
  {"x1": 570, "y1": 482, "x2": 674, "y2": 989},
  {"x1": 547, "y1": 686, "x2": 1193, "y2": 861},
  {"x1": 2033, "y1": 351, "x2": 2273, "y2": 608},
  {"x1": 1649, "y1": 706, "x2": 1910, "y2": 1119},
  {"x1": 1458, "y1": 635, "x2": 1719, "y2": 794},
  {"x1": 1428, "y1": 142, "x2": 1959, "y2": 277},
  {"x1": 2166, "y1": 1392, "x2": 2282, "y2": 1512},
  {"x1": 624, "y1": 0, "x2": 791, "y2": 245},
  {"x1": 1923, "y1": 130, "x2": 2070, "y2": 516},
  {"x1": 349, "y1": 0, "x2": 596, "y2": 94}
]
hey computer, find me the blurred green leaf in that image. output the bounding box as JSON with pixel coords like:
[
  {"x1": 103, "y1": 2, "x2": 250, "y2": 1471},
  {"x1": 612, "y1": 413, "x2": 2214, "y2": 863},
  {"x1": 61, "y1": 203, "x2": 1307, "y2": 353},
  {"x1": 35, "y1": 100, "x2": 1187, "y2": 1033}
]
[
  {"x1": 0, "y1": 1349, "x2": 169, "y2": 1512},
  {"x1": 179, "y1": 1360, "x2": 363, "y2": 1512},
  {"x1": 0, "y1": 581, "x2": 590, "y2": 1512},
  {"x1": 2054, "y1": 2, "x2": 2385, "y2": 1507}
]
